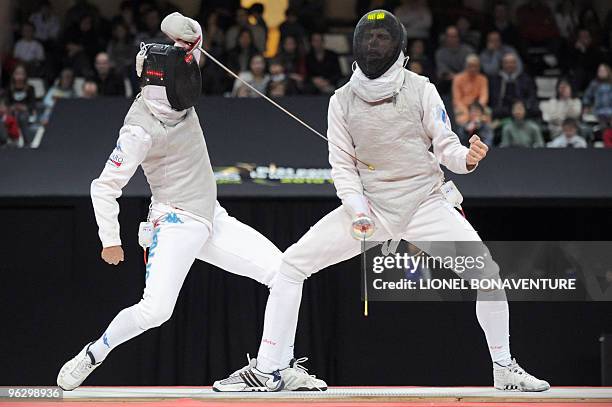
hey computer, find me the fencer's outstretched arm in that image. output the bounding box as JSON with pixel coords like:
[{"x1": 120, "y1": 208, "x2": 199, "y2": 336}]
[
  {"x1": 422, "y1": 82, "x2": 476, "y2": 174},
  {"x1": 91, "y1": 125, "x2": 152, "y2": 248},
  {"x1": 327, "y1": 95, "x2": 370, "y2": 217},
  {"x1": 161, "y1": 12, "x2": 203, "y2": 63}
]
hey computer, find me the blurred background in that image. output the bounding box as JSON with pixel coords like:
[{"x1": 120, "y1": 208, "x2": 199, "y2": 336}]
[{"x1": 0, "y1": 0, "x2": 611, "y2": 389}]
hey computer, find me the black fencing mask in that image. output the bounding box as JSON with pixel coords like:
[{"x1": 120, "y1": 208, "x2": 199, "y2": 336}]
[
  {"x1": 140, "y1": 44, "x2": 201, "y2": 111},
  {"x1": 353, "y1": 10, "x2": 407, "y2": 79}
]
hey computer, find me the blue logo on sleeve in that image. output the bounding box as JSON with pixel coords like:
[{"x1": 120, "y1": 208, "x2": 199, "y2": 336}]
[{"x1": 103, "y1": 332, "x2": 110, "y2": 348}]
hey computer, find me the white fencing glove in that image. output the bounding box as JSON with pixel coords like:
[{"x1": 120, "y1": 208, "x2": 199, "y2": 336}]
[{"x1": 161, "y1": 12, "x2": 202, "y2": 52}]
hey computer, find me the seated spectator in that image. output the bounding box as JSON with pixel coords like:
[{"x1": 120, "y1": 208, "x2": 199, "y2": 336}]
[
  {"x1": 408, "y1": 39, "x2": 434, "y2": 79},
  {"x1": 553, "y1": 0, "x2": 579, "y2": 40},
  {"x1": 42, "y1": 68, "x2": 76, "y2": 123},
  {"x1": 480, "y1": 31, "x2": 522, "y2": 77},
  {"x1": 29, "y1": 0, "x2": 61, "y2": 44},
  {"x1": 232, "y1": 54, "x2": 269, "y2": 97},
  {"x1": 248, "y1": 3, "x2": 268, "y2": 49},
  {"x1": 452, "y1": 54, "x2": 488, "y2": 126},
  {"x1": 91, "y1": 52, "x2": 125, "y2": 96},
  {"x1": 540, "y1": 78, "x2": 582, "y2": 136},
  {"x1": 226, "y1": 8, "x2": 266, "y2": 53},
  {"x1": 134, "y1": 9, "x2": 167, "y2": 45},
  {"x1": 435, "y1": 26, "x2": 474, "y2": 92},
  {"x1": 61, "y1": 14, "x2": 102, "y2": 77},
  {"x1": 279, "y1": 8, "x2": 306, "y2": 46},
  {"x1": 276, "y1": 35, "x2": 307, "y2": 83},
  {"x1": 305, "y1": 32, "x2": 341, "y2": 95},
  {"x1": 7, "y1": 65, "x2": 36, "y2": 146},
  {"x1": 408, "y1": 60, "x2": 424, "y2": 76},
  {"x1": 266, "y1": 59, "x2": 299, "y2": 97},
  {"x1": 500, "y1": 101, "x2": 544, "y2": 148},
  {"x1": 107, "y1": 22, "x2": 135, "y2": 77},
  {"x1": 515, "y1": 0, "x2": 559, "y2": 46},
  {"x1": 456, "y1": 16, "x2": 480, "y2": 50},
  {"x1": 488, "y1": 2, "x2": 521, "y2": 49},
  {"x1": 489, "y1": 52, "x2": 538, "y2": 119},
  {"x1": 457, "y1": 102, "x2": 494, "y2": 147},
  {"x1": 14, "y1": 22, "x2": 45, "y2": 73},
  {"x1": 81, "y1": 80, "x2": 98, "y2": 98},
  {"x1": 394, "y1": 0, "x2": 432, "y2": 41},
  {"x1": 547, "y1": 118, "x2": 587, "y2": 148},
  {"x1": 203, "y1": 11, "x2": 225, "y2": 57},
  {"x1": 583, "y1": 63, "x2": 612, "y2": 130},
  {"x1": 227, "y1": 29, "x2": 260, "y2": 74},
  {"x1": 566, "y1": 29, "x2": 605, "y2": 92},
  {"x1": 0, "y1": 97, "x2": 21, "y2": 147},
  {"x1": 113, "y1": 1, "x2": 138, "y2": 37}
]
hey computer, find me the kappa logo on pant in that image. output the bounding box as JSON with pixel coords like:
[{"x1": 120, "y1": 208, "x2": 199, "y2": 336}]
[
  {"x1": 145, "y1": 227, "x2": 160, "y2": 281},
  {"x1": 164, "y1": 213, "x2": 184, "y2": 224}
]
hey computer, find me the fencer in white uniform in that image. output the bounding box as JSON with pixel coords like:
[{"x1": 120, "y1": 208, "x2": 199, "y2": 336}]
[
  {"x1": 57, "y1": 12, "x2": 321, "y2": 392},
  {"x1": 215, "y1": 10, "x2": 550, "y2": 392}
]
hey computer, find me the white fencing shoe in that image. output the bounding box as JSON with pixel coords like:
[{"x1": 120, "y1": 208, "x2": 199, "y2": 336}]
[
  {"x1": 281, "y1": 357, "x2": 327, "y2": 391},
  {"x1": 213, "y1": 354, "x2": 283, "y2": 392},
  {"x1": 494, "y1": 359, "x2": 550, "y2": 392},
  {"x1": 57, "y1": 343, "x2": 101, "y2": 391}
]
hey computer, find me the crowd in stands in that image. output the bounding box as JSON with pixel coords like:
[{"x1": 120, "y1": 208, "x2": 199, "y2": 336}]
[{"x1": 0, "y1": 0, "x2": 611, "y2": 150}]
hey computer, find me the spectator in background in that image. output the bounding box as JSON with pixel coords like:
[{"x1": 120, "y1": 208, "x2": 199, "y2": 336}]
[
  {"x1": 7, "y1": 65, "x2": 36, "y2": 146},
  {"x1": 113, "y1": 1, "x2": 138, "y2": 37},
  {"x1": 203, "y1": 11, "x2": 225, "y2": 57},
  {"x1": 266, "y1": 59, "x2": 299, "y2": 97},
  {"x1": 135, "y1": 9, "x2": 166, "y2": 45},
  {"x1": 408, "y1": 39, "x2": 434, "y2": 79},
  {"x1": 452, "y1": 54, "x2": 488, "y2": 126},
  {"x1": 91, "y1": 52, "x2": 125, "y2": 96},
  {"x1": 394, "y1": 0, "x2": 432, "y2": 41},
  {"x1": 547, "y1": 118, "x2": 586, "y2": 148},
  {"x1": 0, "y1": 97, "x2": 21, "y2": 147},
  {"x1": 540, "y1": 78, "x2": 581, "y2": 136},
  {"x1": 248, "y1": 3, "x2": 267, "y2": 45},
  {"x1": 579, "y1": 7, "x2": 604, "y2": 47},
  {"x1": 276, "y1": 35, "x2": 307, "y2": 84},
  {"x1": 232, "y1": 54, "x2": 269, "y2": 97},
  {"x1": 14, "y1": 22, "x2": 45, "y2": 72},
  {"x1": 42, "y1": 68, "x2": 76, "y2": 123},
  {"x1": 227, "y1": 28, "x2": 259, "y2": 74},
  {"x1": 554, "y1": 0, "x2": 579, "y2": 40},
  {"x1": 566, "y1": 29, "x2": 604, "y2": 92},
  {"x1": 479, "y1": 31, "x2": 522, "y2": 77},
  {"x1": 305, "y1": 32, "x2": 340, "y2": 95},
  {"x1": 226, "y1": 8, "x2": 266, "y2": 53},
  {"x1": 457, "y1": 102, "x2": 494, "y2": 147},
  {"x1": 515, "y1": 0, "x2": 559, "y2": 46},
  {"x1": 456, "y1": 16, "x2": 480, "y2": 50},
  {"x1": 279, "y1": 8, "x2": 306, "y2": 47},
  {"x1": 29, "y1": 0, "x2": 60, "y2": 44},
  {"x1": 62, "y1": 14, "x2": 103, "y2": 76},
  {"x1": 435, "y1": 26, "x2": 474, "y2": 92},
  {"x1": 81, "y1": 80, "x2": 98, "y2": 98},
  {"x1": 583, "y1": 63, "x2": 612, "y2": 130},
  {"x1": 500, "y1": 100, "x2": 544, "y2": 147},
  {"x1": 107, "y1": 22, "x2": 135, "y2": 77},
  {"x1": 489, "y1": 52, "x2": 538, "y2": 119},
  {"x1": 488, "y1": 2, "x2": 521, "y2": 49},
  {"x1": 64, "y1": 0, "x2": 101, "y2": 34},
  {"x1": 408, "y1": 60, "x2": 424, "y2": 76}
]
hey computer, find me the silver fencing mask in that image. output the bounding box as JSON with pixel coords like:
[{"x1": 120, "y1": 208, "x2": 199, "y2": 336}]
[
  {"x1": 140, "y1": 43, "x2": 201, "y2": 111},
  {"x1": 353, "y1": 10, "x2": 407, "y2": 79}
]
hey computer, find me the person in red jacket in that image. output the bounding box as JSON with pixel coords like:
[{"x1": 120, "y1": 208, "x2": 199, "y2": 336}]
[{"x1": 0, "y1": 97, "x2": 21, "y2": 146}]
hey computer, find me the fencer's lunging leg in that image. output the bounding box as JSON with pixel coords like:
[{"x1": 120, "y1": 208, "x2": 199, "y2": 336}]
[{"x1": 88, "y1": 214, "x2": 210, "y2": 363}]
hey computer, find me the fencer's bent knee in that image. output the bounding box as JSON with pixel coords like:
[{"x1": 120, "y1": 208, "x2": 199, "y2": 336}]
[{"x1": 134, "y1": 298, "x2": 175, "y2": 329}]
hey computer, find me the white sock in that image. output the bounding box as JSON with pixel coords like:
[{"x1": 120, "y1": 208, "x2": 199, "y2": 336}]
[
  {"x1": 89, "y1": 306, "x2": 145, "y2": 363},
  {"x1": 476, "y1": 289, "x2": 512, "y2": 366},
  {"x1": 257, "y1": 272, "x2": 303, "y2": 373}
]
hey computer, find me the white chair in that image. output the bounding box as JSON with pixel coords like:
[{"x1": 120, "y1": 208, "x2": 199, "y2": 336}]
[
  {"x1": 535, "y1": 76, "x2": 558, "y2": 99},
  {"x1": 27, "y1": 78, "x2": 46, "y2": 99}
]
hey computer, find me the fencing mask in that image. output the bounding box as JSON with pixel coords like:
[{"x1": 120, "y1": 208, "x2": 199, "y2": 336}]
[
  {"x1": 353, "y1": 10, "x2": 407, "y2": 79},
  {"x1": 139, "y1": 43, "x2": 201, "y2": 111}
]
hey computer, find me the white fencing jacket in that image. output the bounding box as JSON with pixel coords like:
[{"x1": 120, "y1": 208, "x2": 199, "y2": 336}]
[{"x1": 329, "y1": 57, "x2": 475, "y2": 238}]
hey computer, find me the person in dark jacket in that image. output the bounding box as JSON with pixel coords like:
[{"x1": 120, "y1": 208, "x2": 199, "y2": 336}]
[{"x1": 488, "y1": 52, "x2": 538, "y2": 119}]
